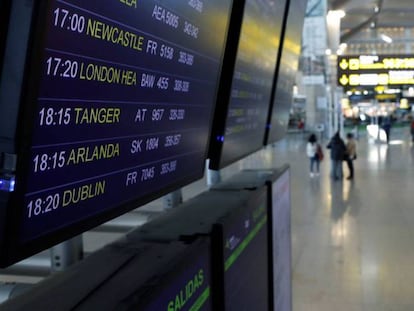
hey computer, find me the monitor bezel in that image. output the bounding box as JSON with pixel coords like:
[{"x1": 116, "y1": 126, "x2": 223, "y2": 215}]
[
  {"x1": 208, "y1": 0, "x2": 287, "y2": 170},
  {"x1": 211, "y1": 186, "x2": 270, "y2": 310},
  {"x1": 0, "y1": 0, "x2": 233, "y2": 267},
  {"x1": 265, "y1": 0, "x2": 307, "y2": 145}
]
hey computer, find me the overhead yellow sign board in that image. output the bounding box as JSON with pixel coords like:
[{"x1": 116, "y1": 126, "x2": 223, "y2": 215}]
[
  {"x1": 339, "y1": 55, "x2": 414, "y2": 71},
  {"x1": 338, "y1": 54, "x2": 414, "y2": 87},
  {"x1": 338, "y1": 72, "x2": 414, "y2": 87}
]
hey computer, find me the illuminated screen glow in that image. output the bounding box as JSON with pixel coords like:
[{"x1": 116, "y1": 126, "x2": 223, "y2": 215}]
[{"x1": 0, "y1": 0, "x2": 232, "y2": 265}]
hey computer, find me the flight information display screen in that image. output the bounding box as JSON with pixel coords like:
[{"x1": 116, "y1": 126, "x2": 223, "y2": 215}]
[
  {"x1": 209, "y1": 0, "x2": 286, "y2": 169},
  {"x1": 139, "y1": 240, "x2": 212, "y2": 311},
  {"x1": 1, "y1": 0, "x2": 232, "y2": 265},
  {"x1": 72, "y1": 240, "x2": 213, "y2": 311},
  {"x1": 221, "y1": 189, "x2": 269, "y2": 310},
  {"x1": 266, "y1": 0, "x2": 307, "y2": 144}
]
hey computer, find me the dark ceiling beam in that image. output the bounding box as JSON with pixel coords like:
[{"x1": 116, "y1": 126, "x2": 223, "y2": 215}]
[
  {"x1": 372, "y1": 7, "x2": 414, "y2": 14},
  {"x1": 345, "y1": 7, "x2": 414, "y2": 15},
  {"x1": 340, "y1": 0, "x2": 383, "y2": 43},
  {"x1": 340, "y1": 15, "x2": 377, "y2": 43}
]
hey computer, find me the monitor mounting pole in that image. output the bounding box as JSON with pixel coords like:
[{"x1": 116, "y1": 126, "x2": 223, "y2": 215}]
[
  {"x1": 50, "y1": 235, "x2": 83, "y2": 272},
  {"x1": 162, "y1": 190, "x2": 183, "y2": 209},
  {"x1": 206, "y1": 160, "x2": 221, "y2": 187}
]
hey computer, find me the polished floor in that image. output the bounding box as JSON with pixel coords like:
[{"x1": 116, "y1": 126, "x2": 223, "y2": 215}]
[
  {"x1": 2, "y1": 127, "x2": 414, "y2": 310},
  {"x1": 270, "y1": 128, "x2": 414, "y2": 311},
  {"x1": 191, "y1": 126, "x2": 414, "y2": 310}
]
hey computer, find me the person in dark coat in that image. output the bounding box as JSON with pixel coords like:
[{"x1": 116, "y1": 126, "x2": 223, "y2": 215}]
[
  {"x1": 326, "y1": 131, "x2": 346, "y2": 180},
  {"x1": 381, "y1": 118, "x2": 391, "y2": 143}
]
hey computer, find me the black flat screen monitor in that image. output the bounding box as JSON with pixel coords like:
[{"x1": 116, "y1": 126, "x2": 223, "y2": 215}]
[
  {"x1": 265, "y1": 0, "x2": 307, "y2": 144},
  {"x1": 0, "y1": 0, "x2": 232, "y2": 266},
  {"x1": 74, "y1": 239, "x2": 213, "y2": 311},
  {"x1": 213, "y1": 187, "x2": 269, "y2": 310},
  {"x1": 131, "y1": 240, "x2": 213, "y2": 311},
  {"x1": 208, "y1": 0, "x2": 286, "y2": 169},
  {"x1": 1, "y1": 239, "x2": 213, "y2": 311}
]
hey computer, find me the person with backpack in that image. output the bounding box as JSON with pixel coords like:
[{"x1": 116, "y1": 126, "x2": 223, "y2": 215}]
[{"x1": 306, "y1": 133, "x2": 323, "y2": 177}]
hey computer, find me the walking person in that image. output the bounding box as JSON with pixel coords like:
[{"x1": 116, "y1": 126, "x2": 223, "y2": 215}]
[
  {"x1": 381, "y1": 117, "x2": 392, "y2": 144},
  {"x1": 326, "y1": 131, "x2": 346, "y2": 180},
  {"x1": 306, "y1": 133, "x2": 322, "y2": 177},
  {"x1": 345, "y1": 133, "x2": 357, "y2": 180}
]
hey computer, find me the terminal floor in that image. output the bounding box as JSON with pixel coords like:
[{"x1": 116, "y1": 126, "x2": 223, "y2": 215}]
[{"x1": 270, "y1": 129, "x2": 414, "y2": 311}]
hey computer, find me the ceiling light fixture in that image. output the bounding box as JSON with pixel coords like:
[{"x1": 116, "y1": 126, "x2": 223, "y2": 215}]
[{"x1": 380, "y1": 34, "x2": 393, "y2": 44}]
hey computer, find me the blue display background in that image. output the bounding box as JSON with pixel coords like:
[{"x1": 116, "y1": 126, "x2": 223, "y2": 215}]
[{"x1": 20, "y1": 0, "x2": 231, "y2": 241}]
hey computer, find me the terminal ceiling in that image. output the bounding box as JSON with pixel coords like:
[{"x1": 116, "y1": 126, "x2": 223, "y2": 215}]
[{"x1": 328, "y1": 0, "x2": 414, "y2": 53}]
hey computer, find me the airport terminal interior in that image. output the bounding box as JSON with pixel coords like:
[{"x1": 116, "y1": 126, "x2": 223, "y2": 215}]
[
  {"x1": 2, "y1": 129, "x2": 414, "y2": 310},
  {"x1": 2, "y1": 0, "x2": 414, "y2": 310},
  {"x1": 274, "y1": 129, "x2": 414, "y2": 310}
]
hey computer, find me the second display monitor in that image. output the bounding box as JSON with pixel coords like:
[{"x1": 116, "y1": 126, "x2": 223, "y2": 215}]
[{"x1": 209, "y1": 0, "x2": 287, "y2": 169}]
